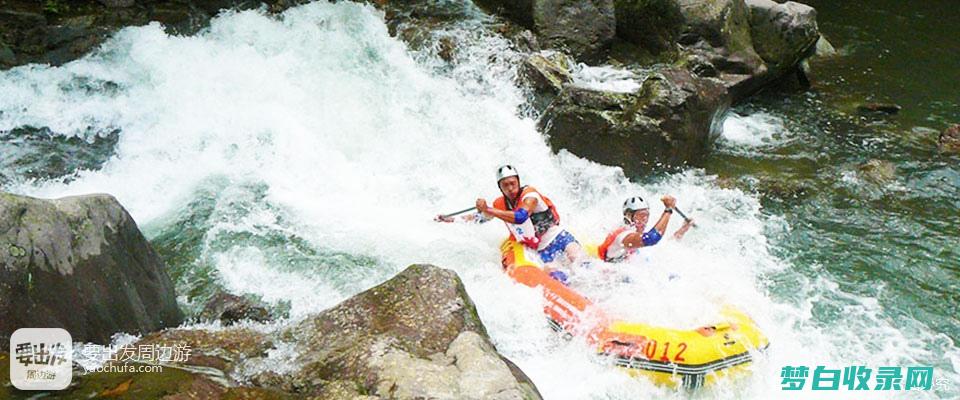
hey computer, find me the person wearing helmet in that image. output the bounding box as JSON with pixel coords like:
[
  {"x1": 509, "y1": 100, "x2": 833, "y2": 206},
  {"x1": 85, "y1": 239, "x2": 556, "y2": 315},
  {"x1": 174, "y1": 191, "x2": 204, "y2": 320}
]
[
  {"x1": 597, "y1": 195, "x2": 694, "y2": 263},
  {"x1": 473, "y1": 165, "x2": 585, "y2": 273}
]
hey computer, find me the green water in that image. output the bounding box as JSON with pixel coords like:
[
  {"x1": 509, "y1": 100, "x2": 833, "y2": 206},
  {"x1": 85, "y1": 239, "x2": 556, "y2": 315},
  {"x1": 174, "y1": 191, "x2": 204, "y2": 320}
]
[{"x1": 707, "y1": 0, "x2": 960, "y2": 352}]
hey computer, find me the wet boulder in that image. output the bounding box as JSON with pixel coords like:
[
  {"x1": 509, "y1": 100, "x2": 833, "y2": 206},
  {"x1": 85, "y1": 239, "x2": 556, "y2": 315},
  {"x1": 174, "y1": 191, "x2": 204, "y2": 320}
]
[
  {"x1": 539, "y1": 67, "x2": 729, "y2": 173},
  {"x1": 745, "y1": 0, "x2": 819, "y2": 72},
  {"x1": 520, "y1": 51, "x2": 575, "y2": 95},
  {"x1": 1, "y1": 349, "x2": 295, "y2": 399},
  {"x1": 675, "y1": 0, "x2": 757, "y2": 55},
  {"x1": 672, "y1": 0, "x2": 766, "y2": 97},
  {"x1": 0, "y1": 192, "x2": 183, "y2": 344},
  {"x1": 939, "y1": 124, "x2": 960, "y2": 154},
  {"x1": 131, "y1": 326, "x2": 274, "y2": 373},
  {"x1": 199, "y1": 291, "x2": 272, "y2": 325},
  {"x1": 6, "y1": 264, "x2": 543, "y2": 398},
  {"x1": 280, "y1": 264, "x2": 543, "y2": 399},
  {"x1": 519, "y1": 50, "x2": 575, "y2": 111},
  {"x1": 474, "y1": 0, "x2": 615, "y2": 61},
  {"x1": 534, "y1": 0, "x2": 616, "y2": 61},
  {"x1": 612, "y1": 0, "x2": 819, "y2": 103}
]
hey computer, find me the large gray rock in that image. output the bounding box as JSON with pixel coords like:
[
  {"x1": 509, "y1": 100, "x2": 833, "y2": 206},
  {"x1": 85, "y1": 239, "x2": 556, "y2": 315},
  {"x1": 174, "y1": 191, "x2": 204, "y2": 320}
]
[
  {"x1": 0, "y1": 192, "x2": 183, "y2": 344},
  {"x1": 611, "y1": 0, "x2": 820, "y2": 103},
  {"x1": 614, "y1": 0, "x2": 761, "y2": 63},
  {"x1": 281, "y1": 264, "x2": 542, "y2": 399},
  {"x1": 475, "y1": 0, "x2": 615, "y2": 61},
  {"x1": 540, "y1": 67, "x2": 729, "y2": 173},
  {"x1": 672, "y1": 0, "x2": 771, "y2": 101},
  {"x1": 745, "y1": 0, "x2": 819, "y2": 70},
  {"x1": 676, "y1": 0, "x2": 765, "y2": 75},
  {"x1": 71, "y1": 264, "x2": 543, "y2": 399},
  {"x1": 534, "y1": 0, "x2": 616, "y2": 61},
  {"x1": 519, "y1": 50, "x2": 575, "y2": 112}
]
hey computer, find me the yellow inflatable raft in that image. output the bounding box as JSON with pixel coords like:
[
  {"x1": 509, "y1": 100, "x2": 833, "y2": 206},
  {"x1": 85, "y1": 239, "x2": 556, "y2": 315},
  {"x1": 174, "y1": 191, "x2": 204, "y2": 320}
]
[{"x1": 500, "y1": 238, "x2": 769, "y2": 389}]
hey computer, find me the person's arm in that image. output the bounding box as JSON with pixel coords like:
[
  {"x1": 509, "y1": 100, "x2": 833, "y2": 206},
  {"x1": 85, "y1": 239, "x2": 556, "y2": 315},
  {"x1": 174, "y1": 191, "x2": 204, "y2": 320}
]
[
  {"x1": 435, "y1": 211, "x2": 490, "y2": 223},
  {"x1": 673, "y1": 219, "x2": 693, "y2": 239},
  {"x1": 476, "y1": 196, "x2": 537, "y2": 224},
  {"x1": 621, "y1": 224, "x2": 666, "y2": 249}
]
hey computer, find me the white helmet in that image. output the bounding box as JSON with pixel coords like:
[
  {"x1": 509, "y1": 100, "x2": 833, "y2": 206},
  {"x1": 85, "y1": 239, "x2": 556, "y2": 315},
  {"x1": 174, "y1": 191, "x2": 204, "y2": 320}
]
[
  {"x1": 623, "y1": 196, "x2": 649, "y2": 213},
  {"x1": 496, "y1": 165, "x2": 520, "y2": 183}
]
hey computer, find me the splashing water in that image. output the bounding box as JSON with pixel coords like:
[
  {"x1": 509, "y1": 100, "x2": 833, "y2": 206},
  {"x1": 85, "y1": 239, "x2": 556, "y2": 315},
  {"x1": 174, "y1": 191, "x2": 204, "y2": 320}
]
[
  {"x1": 720, "y1": 112, "x2": 791, "y2": 148},
  {"x1": 0, "y1": 2, "x2": 956, "y2": 399}
]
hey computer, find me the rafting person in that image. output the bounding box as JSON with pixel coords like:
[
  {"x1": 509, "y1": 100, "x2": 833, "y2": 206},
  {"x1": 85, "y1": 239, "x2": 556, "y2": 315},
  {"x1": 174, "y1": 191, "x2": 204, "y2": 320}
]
[
  {"x1": 436, "y1": 165, "x2": 585, "y2": 282},
  {"x1": 597, "y1": 195, "x2": 694, "y2": 263}
]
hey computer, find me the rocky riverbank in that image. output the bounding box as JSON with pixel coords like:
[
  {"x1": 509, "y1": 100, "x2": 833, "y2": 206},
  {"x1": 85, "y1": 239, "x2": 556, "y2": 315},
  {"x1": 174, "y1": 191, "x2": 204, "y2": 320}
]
[
  {"x1": 1, "y1": 191, "x2": 541, "y2": 399},
  {"x1": 480, "y1": 0, "x2": 822, "y2": 172}
]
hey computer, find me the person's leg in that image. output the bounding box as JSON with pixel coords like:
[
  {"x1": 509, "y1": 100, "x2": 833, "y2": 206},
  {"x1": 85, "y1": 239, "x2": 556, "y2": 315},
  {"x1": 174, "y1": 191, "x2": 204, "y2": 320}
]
[
  {"x1": 539, "y1": 236, "x2": 569, "y2": 284},
  {"x1": 564, "y1": 241, "x2": 586, "y2": 263},
  {"x1": 555, "y1": 230, "x2": 590, "y2": 268}
]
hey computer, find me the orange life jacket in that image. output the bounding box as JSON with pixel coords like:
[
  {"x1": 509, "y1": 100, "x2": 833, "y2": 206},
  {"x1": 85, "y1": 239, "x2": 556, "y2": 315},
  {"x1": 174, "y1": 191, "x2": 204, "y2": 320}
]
[
  {"x1": 493, "y1": 185, "x2": 560, "y2": 238},
  {"x1": 598, "y1": 225, "x2": 632, "y2": 262}
]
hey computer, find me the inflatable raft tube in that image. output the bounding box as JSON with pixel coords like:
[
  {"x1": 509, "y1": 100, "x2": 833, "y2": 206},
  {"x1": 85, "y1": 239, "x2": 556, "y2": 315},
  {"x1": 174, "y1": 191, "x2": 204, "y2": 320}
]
[{"x1": 500, "y1": 238, "x2": 769, "y2": 389}]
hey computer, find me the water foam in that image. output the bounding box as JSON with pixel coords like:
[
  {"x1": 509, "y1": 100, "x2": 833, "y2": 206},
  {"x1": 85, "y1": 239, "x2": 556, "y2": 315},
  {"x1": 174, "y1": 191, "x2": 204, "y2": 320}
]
[{"x1": 720, "y1": 111, "x2": 790, "y2": 148}]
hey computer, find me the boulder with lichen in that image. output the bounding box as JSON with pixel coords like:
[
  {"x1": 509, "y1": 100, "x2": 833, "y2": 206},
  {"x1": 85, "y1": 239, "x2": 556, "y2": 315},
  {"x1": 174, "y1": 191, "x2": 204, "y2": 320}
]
[
  {"x1": 539, "y1": 67, "x2": 729, "y2": 173},
  {"x1": 12, "y1": 264, "x2": 543, "y2": 399},
  {"x1": 277, "y1": 264, "x2": 542, "y2": 399},
  {"x1": 0, "y1": 192, "x2": 183, "y2": 344}
]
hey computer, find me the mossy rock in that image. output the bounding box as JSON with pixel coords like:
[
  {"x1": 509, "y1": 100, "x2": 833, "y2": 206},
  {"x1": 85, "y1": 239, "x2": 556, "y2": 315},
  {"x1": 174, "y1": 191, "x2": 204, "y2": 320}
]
[
  {"x1": 131, "y1": 327, "x2": 274, "y2": 372},
  {"x1": 278, "y1": 264, "x2": 540, "y2": 399},
  {"x1": 0, "y1": 192, "x2": 183, "y2": 345},
  {"x1": 540, "y1": 67, "x2": 729, "y2": 174},
  {"x1": 2, "y1": 357, "x2": 295, "y2": 399},
  {"x1": 745, "y1": 0, "x2": 819, "y2": 70}
]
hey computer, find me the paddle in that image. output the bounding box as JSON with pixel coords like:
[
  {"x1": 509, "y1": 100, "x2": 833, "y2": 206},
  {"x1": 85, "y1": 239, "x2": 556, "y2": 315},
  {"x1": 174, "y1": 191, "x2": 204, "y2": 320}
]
[
  {"x1": 435, "y1": 206, "x2": 477, "y2": 221},
  {"x1": 674, "y1": 206, "x2": 697, "y2": 228}
]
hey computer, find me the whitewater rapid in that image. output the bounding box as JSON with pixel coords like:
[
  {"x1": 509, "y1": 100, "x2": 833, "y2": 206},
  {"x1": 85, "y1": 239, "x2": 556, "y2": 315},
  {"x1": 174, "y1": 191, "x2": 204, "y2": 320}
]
[{"x1": 0, "y1": 1, "x2": 956, "y2": 398}]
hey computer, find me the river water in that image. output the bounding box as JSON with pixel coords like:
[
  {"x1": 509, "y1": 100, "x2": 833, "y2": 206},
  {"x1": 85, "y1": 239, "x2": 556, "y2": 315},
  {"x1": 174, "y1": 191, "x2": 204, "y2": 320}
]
[{"x1": 0, "y1": 1, "x2": 957, "y2": 398}]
